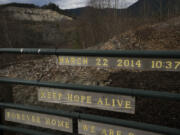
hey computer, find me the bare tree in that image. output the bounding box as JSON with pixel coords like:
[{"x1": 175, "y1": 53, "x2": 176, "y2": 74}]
[
  {"x1": 77, "y1": 0, "x2": 121, "y2": 47},
  {"x1": 1, "y1": 13, "x2": 13, "y2": 48}
]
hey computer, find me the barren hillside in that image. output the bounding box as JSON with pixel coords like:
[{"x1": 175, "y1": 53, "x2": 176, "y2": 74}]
[
  {"x1": 1, "y1": 6, "x2": 72, "y2": 22},
  {"x1": 0, "y1": 4, "x2": 76, "y2": 68},
  {"x1": 92, "y1": 16, "x2": 180, "y2": 50}
]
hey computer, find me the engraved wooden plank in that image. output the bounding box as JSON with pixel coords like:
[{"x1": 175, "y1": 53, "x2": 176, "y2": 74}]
[
  {"x1": 5, "y1": 109, "x2": 73, "y2": 133},
  {"x1": 57, "y1": 56, "x2": 180, "y2": 71},
  {"x1": 38, "y1": 87, "x2": 135, "y2": 114},
  {"x1": 78, "y1": 120, "x2": 163, "y2": 135}
]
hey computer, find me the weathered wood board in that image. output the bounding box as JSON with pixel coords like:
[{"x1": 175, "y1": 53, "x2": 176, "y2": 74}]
[
  {"x1": 5, "y1": 109, "x2": 73, "y2": 133},
  {"x1": 38, "y1": 87, "x2": 135, "y2": 114},
  {"x1": 78, "y1": 120, "x2": 163, "y2": 135},
  {"x1": 57, "y1": 56, "x2": 180, "y2": 71}
]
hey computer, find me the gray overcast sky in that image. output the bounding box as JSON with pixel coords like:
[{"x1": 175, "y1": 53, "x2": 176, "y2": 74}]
[{"x1": 0, "y1": 0, "x2": 138, "y2": 9}]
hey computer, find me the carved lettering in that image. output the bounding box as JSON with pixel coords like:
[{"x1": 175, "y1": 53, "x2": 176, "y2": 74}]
[
  {"x1": 5, "y1": 109, "x2": 73, "y2": 133},
  {"x1": 57, "y1": 56, "x2": 180, "y2": 71},
  {"x1": 79, "y1": 120, "x2": 163, "y2": 135},
  {"x1": 38, "y1": 88, "x2": 135, "y2": 114}
]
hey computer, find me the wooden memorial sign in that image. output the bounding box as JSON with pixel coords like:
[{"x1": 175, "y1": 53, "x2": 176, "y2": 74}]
[
  {"x1": 5, "y1": 109, "x2": 73, "y2": 133},
  {"x1": 78, "y1": 120, "x2": 163, "y2": 135},
  {"x1": 38, "y1": 87, "x2": 135, "y2": 114},
  {"x1": 57, "y1": 56, "x2": 180, "y2": 71}
]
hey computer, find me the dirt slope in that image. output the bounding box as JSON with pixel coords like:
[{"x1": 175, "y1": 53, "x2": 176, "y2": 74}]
[{"x1": 92, "y1": 16, "x2": 180, "y2": 50}]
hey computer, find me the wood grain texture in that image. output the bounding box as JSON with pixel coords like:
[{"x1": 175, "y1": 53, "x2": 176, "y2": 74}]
[
  {"x1": 78, "y1": 120, "x2": 163, "y2": 135},
  {"x1": 38, "y1": 87, "x2": 135, "y2": 114},
  {"x1": 57, "y1": 56, "x2": 180, "y2": 71},
  {"x1": 5, "y1": 109, "x2": 73, "y2": 133}
]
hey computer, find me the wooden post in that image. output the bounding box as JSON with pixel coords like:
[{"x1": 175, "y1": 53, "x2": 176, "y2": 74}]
[{"x1": 0, "y1": 83, "x2": 13, "y2": 135}]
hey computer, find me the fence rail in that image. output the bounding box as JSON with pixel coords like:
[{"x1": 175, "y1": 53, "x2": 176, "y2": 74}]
[
  {"x1": 0, "y1": 125, "x2": 52, "y2": 135},
  {"x1": 0, "y1": 77, "x2": 180, "y2": 100},
  {"x1": 1, "y1": 48, "x2": 180, "y2": 58},
  {"x1": 0, "y1": 48, "x2": 180, "y2": 135}
]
